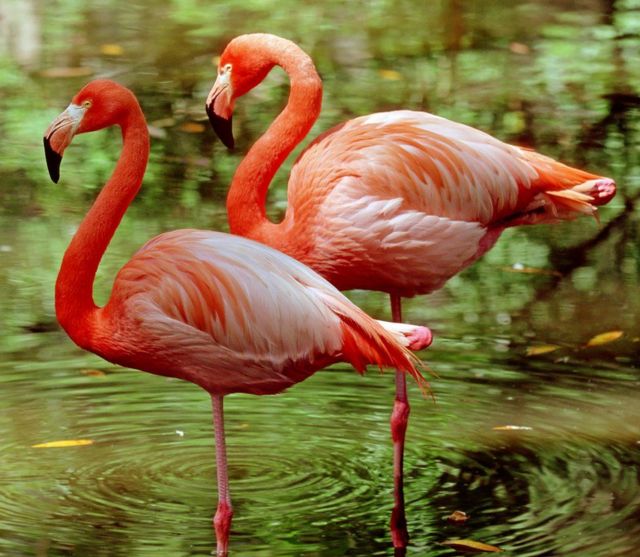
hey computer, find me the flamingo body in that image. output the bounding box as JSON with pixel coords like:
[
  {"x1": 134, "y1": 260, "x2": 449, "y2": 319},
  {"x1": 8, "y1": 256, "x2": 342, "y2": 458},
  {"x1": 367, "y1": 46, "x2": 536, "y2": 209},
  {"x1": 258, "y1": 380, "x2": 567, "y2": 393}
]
[
  {"x1": 96, "y1": 228, "x2": 425, "y2": 395},
  {"x1": 232, "y1": 108, "x2": 615, "y2": 297}
]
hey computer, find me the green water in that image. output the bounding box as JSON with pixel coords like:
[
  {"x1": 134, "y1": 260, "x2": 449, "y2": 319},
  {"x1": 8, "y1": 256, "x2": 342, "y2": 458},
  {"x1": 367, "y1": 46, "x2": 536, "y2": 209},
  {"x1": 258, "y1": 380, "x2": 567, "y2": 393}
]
[{"x1": 1, "y1": 1, "x2": 639, "y2": 556}]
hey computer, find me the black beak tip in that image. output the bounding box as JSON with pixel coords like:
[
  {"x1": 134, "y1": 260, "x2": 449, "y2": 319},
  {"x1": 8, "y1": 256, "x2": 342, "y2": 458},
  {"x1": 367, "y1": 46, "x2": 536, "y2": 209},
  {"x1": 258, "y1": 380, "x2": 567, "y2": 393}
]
[
  {"x1": 206, "y1": 105, "x2": 235, "y2": 150},
  {"x1": 43, "y1": 136, "x2": 61, "y2": 184}
]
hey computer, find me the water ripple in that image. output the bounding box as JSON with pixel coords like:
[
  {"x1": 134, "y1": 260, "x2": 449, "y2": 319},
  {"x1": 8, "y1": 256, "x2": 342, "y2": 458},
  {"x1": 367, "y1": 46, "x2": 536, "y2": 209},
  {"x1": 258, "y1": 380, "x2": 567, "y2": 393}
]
[{"x1": 1, "y1": 351, "x2": 639, "y2": 556}]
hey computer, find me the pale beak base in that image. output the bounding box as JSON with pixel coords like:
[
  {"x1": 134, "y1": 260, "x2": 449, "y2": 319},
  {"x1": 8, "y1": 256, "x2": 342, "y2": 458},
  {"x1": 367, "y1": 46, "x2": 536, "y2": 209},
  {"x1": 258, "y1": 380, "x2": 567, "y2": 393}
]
[{"x1": 42, "y1": 103, "x2": 85, "y2": 183}]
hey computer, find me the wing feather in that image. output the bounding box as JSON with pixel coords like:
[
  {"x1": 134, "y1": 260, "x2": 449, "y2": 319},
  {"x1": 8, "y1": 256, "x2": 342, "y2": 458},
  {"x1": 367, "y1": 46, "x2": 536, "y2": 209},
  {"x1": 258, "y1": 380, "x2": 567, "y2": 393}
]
[
  {"x1": 280, "y1": 109, "x2": 613, "y2": 295},
  {"x1": 105, "y1": 230, "x2": 423, "y2": 394}
]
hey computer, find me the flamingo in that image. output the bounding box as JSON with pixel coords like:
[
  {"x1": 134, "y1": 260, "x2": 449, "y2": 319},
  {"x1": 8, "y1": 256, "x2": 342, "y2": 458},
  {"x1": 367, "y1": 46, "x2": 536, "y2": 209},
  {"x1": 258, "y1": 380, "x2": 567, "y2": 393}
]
[
  {"x1": 205, "y1": 33, "x2": 617, "y2": 547},
  {"x1": 42, "y1": 79, "x2": 434, "y2": 557}
]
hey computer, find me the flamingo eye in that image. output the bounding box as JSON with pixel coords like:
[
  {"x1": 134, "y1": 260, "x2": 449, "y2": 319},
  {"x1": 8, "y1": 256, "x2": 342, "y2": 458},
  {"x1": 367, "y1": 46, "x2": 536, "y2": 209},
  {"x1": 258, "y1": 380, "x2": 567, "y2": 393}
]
[{"x1": 82, "y1": 100, "x2": 92, "y2": 108}]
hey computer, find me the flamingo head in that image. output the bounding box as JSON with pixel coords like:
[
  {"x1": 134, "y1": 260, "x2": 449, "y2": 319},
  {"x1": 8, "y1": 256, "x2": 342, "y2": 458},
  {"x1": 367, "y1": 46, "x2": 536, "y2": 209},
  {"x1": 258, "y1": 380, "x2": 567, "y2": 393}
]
[
  {"x1": 206, "y1": 34, "x2": 277, "y2": 149},
  {"x1": 44, "y1": 79, "x2": 137, "y2": 182}
]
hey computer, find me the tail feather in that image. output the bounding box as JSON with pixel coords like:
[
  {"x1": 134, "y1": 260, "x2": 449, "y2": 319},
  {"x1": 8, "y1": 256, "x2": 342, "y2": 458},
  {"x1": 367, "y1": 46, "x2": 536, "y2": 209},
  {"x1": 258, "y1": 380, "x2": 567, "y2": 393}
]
[
  {"x1": 515, "y1": 149, "x2": 616, "y2": 222},
  {"x1": 544, "y1": 189, "x2": 596, "y2": 216},
  {"x1": 521, "y1": 149, "x2": 600, "y2": 190}
]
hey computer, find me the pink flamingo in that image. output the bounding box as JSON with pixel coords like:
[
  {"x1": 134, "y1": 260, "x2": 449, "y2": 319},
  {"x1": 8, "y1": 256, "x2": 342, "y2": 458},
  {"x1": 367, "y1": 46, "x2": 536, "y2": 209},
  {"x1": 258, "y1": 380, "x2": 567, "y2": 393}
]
[
  {"x1": 205, "y1": 33, "x2": 617, "y2": 547},
  {"x1": 43, "y1": 79, "x2": 433, "y2": 557}
]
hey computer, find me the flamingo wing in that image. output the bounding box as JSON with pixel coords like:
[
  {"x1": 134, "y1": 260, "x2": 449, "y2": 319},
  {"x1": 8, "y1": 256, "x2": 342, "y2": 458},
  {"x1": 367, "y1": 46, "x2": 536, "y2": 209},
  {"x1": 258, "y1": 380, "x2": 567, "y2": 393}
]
[
  {"x1": 99, "y1": 230, "x2": 421, "y2": 394},
  {"x1": 291, "y1": 110, "x2": 607, "y2": 223}
]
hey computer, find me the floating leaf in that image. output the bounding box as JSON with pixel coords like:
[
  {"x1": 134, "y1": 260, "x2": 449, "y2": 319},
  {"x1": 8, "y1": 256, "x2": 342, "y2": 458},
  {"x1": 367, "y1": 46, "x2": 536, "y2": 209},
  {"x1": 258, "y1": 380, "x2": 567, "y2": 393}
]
[
  {"x1": 442, "y1": 539, "x2": 502, "y2": 553},
  {"x1": 40, "y1": 67, "x2": 94, "y2": 78},
  {"x1": 526, "y1": 344, "x2": 560, "y2": 356},
  {"x1": 32, "y1": 439, "x2": 94, "y2": 448},
  {"x1": 586, "y1": 330, "x2": 623, "y2": 347},
  {"x1": 447, "y1": 510, "x2": 470, "y2": 523},
  {"x1": 378, "y1": 69, "x2": 402, "y2": 81},
  {"x1": 81, "y1": 369, "x2": 105, "y2": 377},
  {"x1": 179, "y1": 122, "x2": 206, "y2": 133},
  {"x1": 493, "y1": 425, "x2": 533, "y2": 431},
  {"x1": 100, "y1": 43, "x2": 124, "y2": 56}
]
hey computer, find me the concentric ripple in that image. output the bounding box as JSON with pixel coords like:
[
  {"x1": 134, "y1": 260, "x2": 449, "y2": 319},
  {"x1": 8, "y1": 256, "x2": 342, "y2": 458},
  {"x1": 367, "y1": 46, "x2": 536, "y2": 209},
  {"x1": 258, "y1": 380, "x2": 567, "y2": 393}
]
[{"x1": 1, "y1": 340, "x2": 640, "y2": 556}]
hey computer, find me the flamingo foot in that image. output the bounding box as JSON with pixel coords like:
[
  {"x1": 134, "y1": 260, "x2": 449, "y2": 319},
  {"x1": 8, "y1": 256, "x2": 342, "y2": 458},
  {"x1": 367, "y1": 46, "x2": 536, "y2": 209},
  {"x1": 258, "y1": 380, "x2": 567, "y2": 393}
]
[
  {"x1": 213, "y1": 500, "x2": 233, "y2": 557},
  {"x1": 390, "y1": 395, "x2": 410, "y2": 548},
  {"x1": 376, "y1": 321, "x2": 433, "y2": 351},
  {"x1": 589, "y1": 178, "x2": 616, "y2": 205},
  {"x1": 405, "y1": 325, "x2": 433, "y2": 351},
  {"x1": 574, "y1": 177, "x2": 617, "y2": 205}
]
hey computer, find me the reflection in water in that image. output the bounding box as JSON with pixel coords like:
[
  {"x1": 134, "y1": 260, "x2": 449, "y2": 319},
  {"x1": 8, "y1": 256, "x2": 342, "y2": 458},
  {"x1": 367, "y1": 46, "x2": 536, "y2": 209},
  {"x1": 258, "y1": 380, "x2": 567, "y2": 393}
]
[{"x1": 1, "y1": 0, "x2": 639, "y2": 556}]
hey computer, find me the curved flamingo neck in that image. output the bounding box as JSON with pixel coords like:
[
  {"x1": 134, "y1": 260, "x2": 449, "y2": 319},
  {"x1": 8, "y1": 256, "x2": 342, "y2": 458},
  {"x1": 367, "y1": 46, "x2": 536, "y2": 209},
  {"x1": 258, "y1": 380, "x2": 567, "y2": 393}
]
[
  {"x1": 55, "y1": 104, "x2": 150, "y2": 349},
  {"x1": 226, "y1": 38, "x2": 322, "y2": 239}
]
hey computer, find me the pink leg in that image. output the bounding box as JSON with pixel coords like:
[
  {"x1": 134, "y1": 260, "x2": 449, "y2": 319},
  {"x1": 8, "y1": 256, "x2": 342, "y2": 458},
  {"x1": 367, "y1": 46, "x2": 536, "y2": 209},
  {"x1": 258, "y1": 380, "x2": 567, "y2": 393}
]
[
  {"x1": 212, "y1": 395, "x2": 233, "y2": 557},
  {"x1": 389, "y1": 294, "x2": 409, "y2": 548}
]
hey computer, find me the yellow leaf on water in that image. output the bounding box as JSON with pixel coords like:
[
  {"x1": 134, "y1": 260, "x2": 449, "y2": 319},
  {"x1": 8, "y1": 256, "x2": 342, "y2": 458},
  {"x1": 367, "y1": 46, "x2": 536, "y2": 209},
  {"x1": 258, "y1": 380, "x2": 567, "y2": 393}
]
[
  {"x1": 32, "y1": 439, "x2": 94, "y2": 449},
  {"x1": 447, "y1": 510, "x2": 470, "y2": 523},
  {"x1": 378, "y1": 69, "x2": 402, "y2": 81},
  {"x1": 493, "y1": 425, "x2": 533, "y2": 431},
  {"x1": 442, "y1": 539, "x2": 502, "y2": 553},
  {"x1": 526, "y1": 344, "x2": 560, "y2": 356},
  {"x1": 100, "y1": 43, "x2": 124, "y2": 56},
  {"x1": 81, "y1": 369, "x2": 105, "y2": 377},
  {"x1": 586, "y1": 330, "x2": 623, "y2": 347},
  {"x1": 179, "y1": 122, "x2": 206, "y2": 133}
]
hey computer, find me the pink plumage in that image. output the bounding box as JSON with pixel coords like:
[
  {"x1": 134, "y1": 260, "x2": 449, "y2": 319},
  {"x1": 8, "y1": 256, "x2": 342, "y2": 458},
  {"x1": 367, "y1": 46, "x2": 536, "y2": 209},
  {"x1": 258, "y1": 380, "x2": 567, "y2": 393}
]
[{"x1": 207, "y1": 35, "x2": 615, "y2": 300}]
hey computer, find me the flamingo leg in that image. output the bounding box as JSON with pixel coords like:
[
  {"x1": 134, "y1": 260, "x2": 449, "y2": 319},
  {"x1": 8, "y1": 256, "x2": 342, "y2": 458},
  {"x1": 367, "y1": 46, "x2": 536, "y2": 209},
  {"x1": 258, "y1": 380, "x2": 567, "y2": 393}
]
[
  {"x1": 212, "y1": 394, "x2": 233, "y2": 557},
  {"x1": 389, "y1": 293, "x2": 409, "y2": 548}
]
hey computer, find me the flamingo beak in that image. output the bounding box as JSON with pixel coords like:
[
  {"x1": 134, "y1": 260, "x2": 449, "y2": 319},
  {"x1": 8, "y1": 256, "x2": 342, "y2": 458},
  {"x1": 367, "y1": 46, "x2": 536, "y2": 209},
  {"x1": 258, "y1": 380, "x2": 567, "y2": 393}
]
[
  {"x1": 43, "y1": 103, "x2": 86, "y2": 183},
  {"x1": 206, "y1": 72, "x2": 235, "y2": 149}
]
